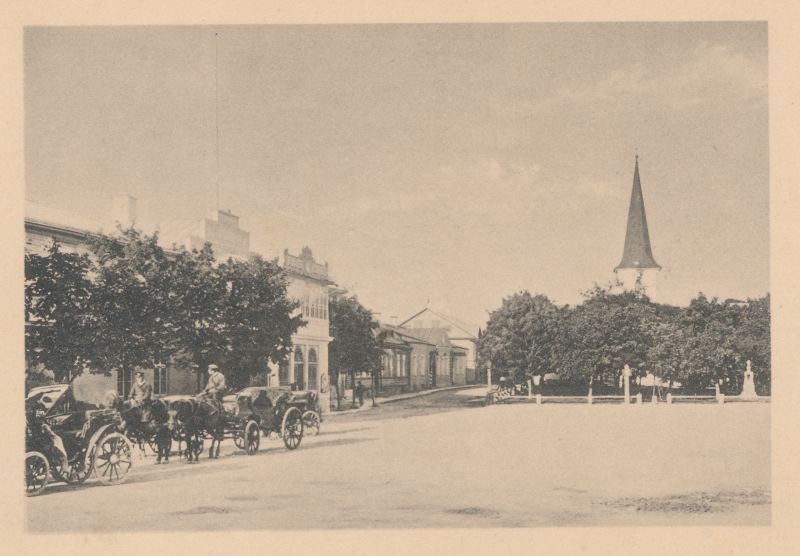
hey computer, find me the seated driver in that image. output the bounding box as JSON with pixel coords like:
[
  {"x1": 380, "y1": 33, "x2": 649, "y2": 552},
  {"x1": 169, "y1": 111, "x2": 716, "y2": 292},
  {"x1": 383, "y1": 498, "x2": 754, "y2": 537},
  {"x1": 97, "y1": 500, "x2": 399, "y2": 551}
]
[
  {"x1": 201, "y1": 364, "x2": 226, "y2": 404},
  {"x1": 128, "y1": 370, "x2": 153, "y2": 408}
]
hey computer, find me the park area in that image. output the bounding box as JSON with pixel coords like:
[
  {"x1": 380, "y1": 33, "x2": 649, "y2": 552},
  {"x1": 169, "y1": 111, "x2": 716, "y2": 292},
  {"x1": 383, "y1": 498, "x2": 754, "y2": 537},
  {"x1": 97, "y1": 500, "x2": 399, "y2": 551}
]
[{"x1": 26, "y1": 387, "x2": 770, "y2": 531}]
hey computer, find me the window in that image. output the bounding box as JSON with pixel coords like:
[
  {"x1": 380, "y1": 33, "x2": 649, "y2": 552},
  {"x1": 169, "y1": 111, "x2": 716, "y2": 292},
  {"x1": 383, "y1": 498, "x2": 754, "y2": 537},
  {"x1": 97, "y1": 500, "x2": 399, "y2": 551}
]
[
  {"x1": 308, "y1": 348, "x2": 318, "y2": 390},
  {"x1": 294, "y1": 346, "x2": 305, "y2": 390},
  {"x1": 116, "y1": 368, "x2": 132, "y2": 397},
  {"x1": 154, "y1": 366, "x2": 167, "y2": 394}
]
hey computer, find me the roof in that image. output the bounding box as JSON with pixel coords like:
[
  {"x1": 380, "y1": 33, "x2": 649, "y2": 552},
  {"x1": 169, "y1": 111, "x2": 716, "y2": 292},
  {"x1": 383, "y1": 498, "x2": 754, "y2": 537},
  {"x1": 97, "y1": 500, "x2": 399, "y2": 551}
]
[
  {"x1": 402, "y1": 328, "x2": 454, "y2": 349},
  {"x1": 615, "y1": 156, "x2": 661, "y2": 270},
  {"x1": 399, "y1": 306, "x2": 478, "y2": 339},
  {"x1": 378, "y1": 323, "x2": 437, "y2": 346}
]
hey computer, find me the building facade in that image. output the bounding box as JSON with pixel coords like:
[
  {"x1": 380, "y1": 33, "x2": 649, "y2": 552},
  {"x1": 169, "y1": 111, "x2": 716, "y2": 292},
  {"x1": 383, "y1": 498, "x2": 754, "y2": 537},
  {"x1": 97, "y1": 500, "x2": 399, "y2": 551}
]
[
  {"x1": 273, "y1": 248, "x2": 334, "y2": 411},
  {"x1": 400, "y1": 307, "x2": 477, "y2": 384},
  {"x1": 374, "y1": 324, "x2": 438, "y2": 395}
]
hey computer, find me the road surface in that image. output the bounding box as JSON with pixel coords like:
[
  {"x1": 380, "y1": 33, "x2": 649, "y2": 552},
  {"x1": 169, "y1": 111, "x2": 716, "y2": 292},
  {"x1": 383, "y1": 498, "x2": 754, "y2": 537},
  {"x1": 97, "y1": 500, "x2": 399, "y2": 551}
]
[{"x1": 26, "y1": 387, "x2": 770, "y2": 531}]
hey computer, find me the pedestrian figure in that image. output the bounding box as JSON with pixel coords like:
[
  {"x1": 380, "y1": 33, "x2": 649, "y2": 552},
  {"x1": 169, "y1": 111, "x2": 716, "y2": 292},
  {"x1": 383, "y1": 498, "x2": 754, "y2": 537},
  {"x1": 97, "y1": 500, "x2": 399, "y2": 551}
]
[{"x1": 355, "y1": 381, "x2": 365, "y2": 407}]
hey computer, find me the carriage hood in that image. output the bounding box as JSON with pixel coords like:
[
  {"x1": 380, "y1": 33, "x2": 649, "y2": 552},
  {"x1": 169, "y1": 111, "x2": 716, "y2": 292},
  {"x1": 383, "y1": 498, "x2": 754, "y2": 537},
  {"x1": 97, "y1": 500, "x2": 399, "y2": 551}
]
[{"x1": 26, "y1": 384, "x2": 70, "y2": 415}]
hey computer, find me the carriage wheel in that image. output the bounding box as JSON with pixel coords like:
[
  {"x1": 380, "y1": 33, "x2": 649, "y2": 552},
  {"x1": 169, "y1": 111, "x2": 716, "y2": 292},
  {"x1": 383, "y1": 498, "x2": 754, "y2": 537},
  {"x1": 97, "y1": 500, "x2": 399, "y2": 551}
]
[
  {"x1": 25, "y1": 452, "x2": 49, "y2": 497},
  {"x1": 51, "y1": 459, "x2": 79, "y2": 484},
  {"x1": 302, "y1": 410, "x2": 320, "y2": 436},
  {"x1": 93, "y1": 433, "x2": 134, "y2": 486},
  {"x1": 281, "y1": 407, "x2": 304, "y2": 450},
  {"x1": 245, "y1": 421, "x2": 261, "y2": 455},
  {"x1": 233, "y1": 435, "x2": 246, "y2": 450}
]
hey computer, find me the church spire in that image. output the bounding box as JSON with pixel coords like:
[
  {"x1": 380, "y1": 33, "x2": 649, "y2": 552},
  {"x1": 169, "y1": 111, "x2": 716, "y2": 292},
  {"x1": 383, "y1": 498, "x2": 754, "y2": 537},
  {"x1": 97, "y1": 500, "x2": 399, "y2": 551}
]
[{"x1": 615, "y1": 155, "x2": 660, "y2": 271}]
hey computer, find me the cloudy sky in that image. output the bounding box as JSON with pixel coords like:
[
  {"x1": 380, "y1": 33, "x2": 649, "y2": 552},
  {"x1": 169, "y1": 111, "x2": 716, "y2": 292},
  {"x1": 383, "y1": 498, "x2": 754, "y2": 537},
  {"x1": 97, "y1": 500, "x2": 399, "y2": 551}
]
[{"x1": 25, "y1": 23, "x2": 768, "y2": 328}]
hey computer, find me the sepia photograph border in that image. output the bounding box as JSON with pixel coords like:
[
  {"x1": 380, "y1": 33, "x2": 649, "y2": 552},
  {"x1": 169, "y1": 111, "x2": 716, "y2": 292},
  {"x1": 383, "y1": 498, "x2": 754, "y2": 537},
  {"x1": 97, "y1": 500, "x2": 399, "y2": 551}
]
[{"x1": 1, "y1": 1, "x2": 799, "y2": 554}]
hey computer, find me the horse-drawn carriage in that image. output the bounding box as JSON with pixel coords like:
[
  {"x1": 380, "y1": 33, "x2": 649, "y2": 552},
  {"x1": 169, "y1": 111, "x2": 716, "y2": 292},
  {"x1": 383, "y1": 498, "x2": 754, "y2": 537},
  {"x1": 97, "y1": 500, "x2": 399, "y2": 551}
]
[
  {"x1": 162, "y1": 385, "x2": 310, "y2": 461},
  {"x1": 25, "y1": 383, "x2": 134, "y2": 496}
]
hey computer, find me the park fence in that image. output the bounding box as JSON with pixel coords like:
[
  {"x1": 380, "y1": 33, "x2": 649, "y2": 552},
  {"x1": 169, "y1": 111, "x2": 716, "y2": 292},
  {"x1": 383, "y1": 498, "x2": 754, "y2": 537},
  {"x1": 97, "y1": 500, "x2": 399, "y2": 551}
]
[{"x1": 485, "y1": 384, "x2": 770, "y2": 406}]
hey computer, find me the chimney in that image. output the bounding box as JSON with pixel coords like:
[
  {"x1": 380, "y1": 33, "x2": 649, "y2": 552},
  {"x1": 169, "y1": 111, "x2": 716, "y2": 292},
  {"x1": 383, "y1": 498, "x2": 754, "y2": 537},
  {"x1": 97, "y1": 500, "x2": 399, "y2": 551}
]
[{"x1": 112, "y1": 195, "x2": 138, "y2": 228}]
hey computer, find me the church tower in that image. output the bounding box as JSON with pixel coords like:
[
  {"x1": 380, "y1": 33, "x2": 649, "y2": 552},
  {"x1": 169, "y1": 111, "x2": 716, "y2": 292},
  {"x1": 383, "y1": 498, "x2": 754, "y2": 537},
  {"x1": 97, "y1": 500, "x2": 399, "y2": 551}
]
[{"x1": 614, "y1": 155, "x2": 661, "y2": 298}]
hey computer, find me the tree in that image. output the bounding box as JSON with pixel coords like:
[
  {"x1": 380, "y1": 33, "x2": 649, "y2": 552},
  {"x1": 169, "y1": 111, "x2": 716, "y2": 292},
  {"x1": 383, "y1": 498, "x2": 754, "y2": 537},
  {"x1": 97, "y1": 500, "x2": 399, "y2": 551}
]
[
  {"x1": 553, "y1": 286, "x2": 656, "y2": 389},
  {"x1": 645, "y1": 312, "x2": 687, "y2": 391},
  {"x1": 25, "y1": 240, "x2": 95, "y2": 383},
  {"x1": 216, "y1": 255, "x2": 304, "y2": 390},
  {"x1": 681, "y1": 294, "x2": 742, "y2": 392},
  {"x1": 87, "y1": 228, "x2": 182, "y2": 385},
  {"x1": 328, "y1": 292, "x2": 382, "y2": 407},
  {"x1": 168, "y1": 243, "x2": 226, "y2": 390},
  {"x1": 478, "y1": 291, "x2": 561, "y2": 384},
  {"x1": 733, "y1": 295, "x2": 770, "y2": 394}
]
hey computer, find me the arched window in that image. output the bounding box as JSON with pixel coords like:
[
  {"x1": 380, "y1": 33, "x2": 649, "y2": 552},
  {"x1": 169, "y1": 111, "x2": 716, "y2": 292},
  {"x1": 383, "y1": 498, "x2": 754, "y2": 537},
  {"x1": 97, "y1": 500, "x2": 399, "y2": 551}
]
[
  {"x1": 308, "y1": 348, "x2": 318, "y2": 390},
  {"x1": 294, "y1": 346, "x2": 305, "y2": 390}
]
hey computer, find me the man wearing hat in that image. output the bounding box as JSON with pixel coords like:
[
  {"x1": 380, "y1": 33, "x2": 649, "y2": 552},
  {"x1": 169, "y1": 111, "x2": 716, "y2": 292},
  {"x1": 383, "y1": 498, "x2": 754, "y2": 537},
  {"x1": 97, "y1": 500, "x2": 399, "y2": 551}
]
[
  {"x1": 128, "y1": 370, "x2": 153, "y2": 408},
  {"x1": 202, "y1": 364, "x2": 227, "y2": 402}
]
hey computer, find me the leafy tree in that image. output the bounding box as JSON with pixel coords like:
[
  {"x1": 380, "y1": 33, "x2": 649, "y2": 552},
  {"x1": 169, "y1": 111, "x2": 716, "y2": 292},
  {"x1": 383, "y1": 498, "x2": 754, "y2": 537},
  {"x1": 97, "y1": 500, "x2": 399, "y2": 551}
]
[
  {"x1": 552, "y1": 286, "x2": 656, "y2": 388},
  {"x1": 87, "y1": 227, "x2": 182, "y2": 383},
  {"x1": 681, "y1": 294, "x2": 742, "y2": 391},
  {"x1": 478, "y1": 291, "x2": 561, "y2": 384},
  {"x1": 645, "y1": 314, "x2": 687, "y2": 391},
  {"x1": 732, "y1": 295, "x2": 770, "y2": 394},
  {"x1": 216, "y1": 255, "x2": 304, "y2": 390},
  {"x1": 328, "y1": 292, "x2": 382, "y2": 406},
  {"x1": 168, "y1": 243, "x2": 226, "y2": 390},
  {"x1": 25, "y1": 240, "x2": 95, "y2": 383}
]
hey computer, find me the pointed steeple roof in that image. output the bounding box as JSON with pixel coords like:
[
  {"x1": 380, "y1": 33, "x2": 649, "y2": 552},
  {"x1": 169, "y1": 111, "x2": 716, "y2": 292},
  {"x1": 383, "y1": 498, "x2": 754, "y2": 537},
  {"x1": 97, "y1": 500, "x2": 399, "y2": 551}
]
[{"x1": 615, "y1": 155, "x2": 661, "y2": 271}]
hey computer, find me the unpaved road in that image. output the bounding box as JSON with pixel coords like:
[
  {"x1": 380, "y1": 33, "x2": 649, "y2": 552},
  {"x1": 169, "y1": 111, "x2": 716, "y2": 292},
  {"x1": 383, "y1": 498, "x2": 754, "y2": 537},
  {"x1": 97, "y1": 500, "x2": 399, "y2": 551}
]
[{"x1": 26, "y1": 388, "x2": 769, "y2": 531}]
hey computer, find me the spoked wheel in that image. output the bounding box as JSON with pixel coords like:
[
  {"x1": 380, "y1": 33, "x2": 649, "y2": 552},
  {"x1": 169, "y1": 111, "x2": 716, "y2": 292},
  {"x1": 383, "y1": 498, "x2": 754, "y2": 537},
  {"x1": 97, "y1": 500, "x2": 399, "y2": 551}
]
[
  {"x1": 245, "y1": 421, "x2": 261, "y2": 455},
  {"x1": 281, "y1": 407, "x2": 304, "y2": 450},
  {"x1": 93, "y1": 433, "x2": 134, "y2": 486},
  {"x1": 233, "y1": 435, "x2": 246, "y2": 450},
  {"x1": 302, "y1": 410, "x2": 321, "y2": 436},
  {"x1": 51, "y1": 458, "x2": 90, "y2": 484},
  {"x1": 25, "y1": 451, "x2": 49, "y2": 497}
]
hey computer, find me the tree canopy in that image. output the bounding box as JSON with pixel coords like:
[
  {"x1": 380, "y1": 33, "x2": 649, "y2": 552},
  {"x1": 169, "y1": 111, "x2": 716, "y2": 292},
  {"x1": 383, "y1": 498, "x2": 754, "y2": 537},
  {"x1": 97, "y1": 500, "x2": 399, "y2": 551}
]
[
  {"x1": 478, "y1": 284, "x2": 770, "y2": 395},
  {"x1": 25, "y1": 228, "x2": 304, "y2": 391}
]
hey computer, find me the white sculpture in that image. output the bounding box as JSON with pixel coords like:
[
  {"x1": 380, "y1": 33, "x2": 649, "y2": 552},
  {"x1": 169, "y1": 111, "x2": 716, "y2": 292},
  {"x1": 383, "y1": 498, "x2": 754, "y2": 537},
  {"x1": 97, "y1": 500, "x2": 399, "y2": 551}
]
[{"x1": 740, "y1": 360, "x2": 758, "y2": 399}]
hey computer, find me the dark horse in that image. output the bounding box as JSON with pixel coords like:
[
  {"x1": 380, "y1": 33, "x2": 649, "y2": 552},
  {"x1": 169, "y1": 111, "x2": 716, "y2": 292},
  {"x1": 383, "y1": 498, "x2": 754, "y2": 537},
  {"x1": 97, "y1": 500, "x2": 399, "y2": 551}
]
[
  {"x1": 104, "y1": 392, "x2": 174, "y2": 464},
  {"x1": 167, "y1": 396, "x2": 225, "y2": 463}
]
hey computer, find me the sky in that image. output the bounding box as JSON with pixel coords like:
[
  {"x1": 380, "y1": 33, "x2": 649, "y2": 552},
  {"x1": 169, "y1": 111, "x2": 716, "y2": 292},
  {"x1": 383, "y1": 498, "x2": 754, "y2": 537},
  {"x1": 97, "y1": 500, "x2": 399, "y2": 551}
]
[{"x1": 24, "y1": 23, "x2": 769, "y2": 329}]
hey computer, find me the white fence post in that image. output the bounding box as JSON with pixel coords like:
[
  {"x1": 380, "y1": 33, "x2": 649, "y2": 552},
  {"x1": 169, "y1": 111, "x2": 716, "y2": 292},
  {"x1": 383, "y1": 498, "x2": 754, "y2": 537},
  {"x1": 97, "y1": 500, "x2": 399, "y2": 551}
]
[
  {"x1": 623, "y1": 365, "x2": 631, "y2": 405},
  {"x1": 536, "y1": 394, "x2": 542, "y2": 405},
  {"x1": 667, "y1": 393, "x2": 672, "y2": 404},
  {"x1": 635, "y1": 392, "x2": 642, "y2": 405}
]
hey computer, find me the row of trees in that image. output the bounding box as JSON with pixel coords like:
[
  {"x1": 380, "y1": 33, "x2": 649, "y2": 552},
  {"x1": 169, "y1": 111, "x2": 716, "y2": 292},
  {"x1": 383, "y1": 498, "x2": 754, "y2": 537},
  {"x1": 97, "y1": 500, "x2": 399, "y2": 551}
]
[
  {"x1": 478, "y1": 287, "x2": 771, "y2": 394},
  {"x1": 25, "y1": 228, "x2": 304, "y2": 391}
]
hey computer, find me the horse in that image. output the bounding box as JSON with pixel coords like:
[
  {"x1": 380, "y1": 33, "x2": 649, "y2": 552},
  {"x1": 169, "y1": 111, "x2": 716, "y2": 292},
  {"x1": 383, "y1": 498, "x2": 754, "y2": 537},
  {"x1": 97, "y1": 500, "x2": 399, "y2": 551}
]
[
  {"x1": 167, "y1": 396, "x2": 225, "y2": 462},
  {"x1": 104, "y1": 391, "x2": 174, "y2": 463}
]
